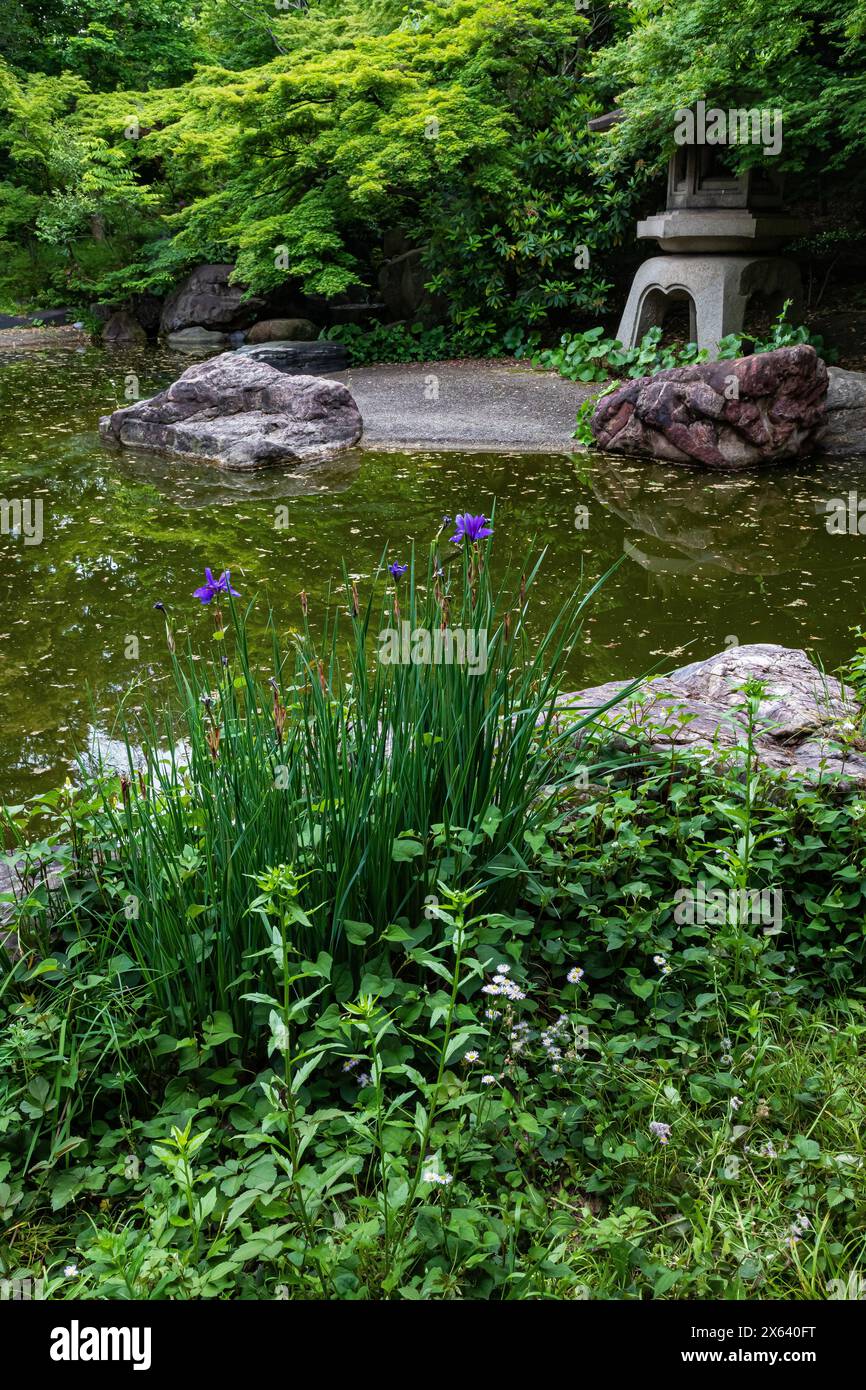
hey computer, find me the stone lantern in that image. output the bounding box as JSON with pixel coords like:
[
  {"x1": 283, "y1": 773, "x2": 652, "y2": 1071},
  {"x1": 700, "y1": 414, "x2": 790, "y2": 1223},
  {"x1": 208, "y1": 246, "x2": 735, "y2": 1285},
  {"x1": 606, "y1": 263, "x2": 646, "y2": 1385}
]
[{"x1": 588, "y1": 108, "x2": 810, "y2": 357}]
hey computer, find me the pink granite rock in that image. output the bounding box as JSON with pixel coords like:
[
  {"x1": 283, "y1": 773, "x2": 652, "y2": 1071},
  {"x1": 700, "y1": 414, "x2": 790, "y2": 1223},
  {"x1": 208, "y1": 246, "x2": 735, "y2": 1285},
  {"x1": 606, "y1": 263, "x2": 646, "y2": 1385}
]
[
  {"x1": 591, "y1": 345, "x2": 828, "y2": 468},
  {"x1": 560, "y1": 643, "x2": 866, "y2": 788}
]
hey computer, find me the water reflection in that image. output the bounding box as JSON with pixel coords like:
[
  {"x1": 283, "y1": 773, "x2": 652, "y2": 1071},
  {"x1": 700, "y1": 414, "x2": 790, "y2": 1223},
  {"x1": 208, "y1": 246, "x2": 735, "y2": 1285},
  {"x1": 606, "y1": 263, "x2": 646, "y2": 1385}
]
[
  {"x1": 1, "y1": 345, "x2": 865, "y2": 802},
  {"x1": 118, "y1": 446, "x2": 364, "y2": 507},
  {"x1": 589, "y1": 454, "x2": 866, "y2": 578}
]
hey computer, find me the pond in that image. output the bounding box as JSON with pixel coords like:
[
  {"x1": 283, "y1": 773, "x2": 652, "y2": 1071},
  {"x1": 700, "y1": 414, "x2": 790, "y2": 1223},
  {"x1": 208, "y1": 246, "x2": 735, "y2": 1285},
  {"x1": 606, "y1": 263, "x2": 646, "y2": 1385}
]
[{"x1": 2, "y1": 344, "x2": 866, "y2": 804}]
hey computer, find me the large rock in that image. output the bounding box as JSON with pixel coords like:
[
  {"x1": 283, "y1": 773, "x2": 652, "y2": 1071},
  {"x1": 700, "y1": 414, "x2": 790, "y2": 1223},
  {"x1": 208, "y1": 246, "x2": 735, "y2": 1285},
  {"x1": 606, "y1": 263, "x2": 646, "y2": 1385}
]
[
  {"x1": 247, "y1": 317, "x2": 319, "y2": 344},
  {"x1": 821, "y1": 366, "x2": 866, "y2": 456},
  {"x1": 562, "y1": 643, "x2": 866, "y2": 788},
  {"x1": 166, "y1": 326, "x2": 230, "y2": 350},
  {"x1": 98, "y1": 352, "x2": 363, "y2": 471},
  {"x1": 159, "y1": 264, "x2": 261, "y2": 335},
  {"x1": 591, "y1": 345, "x2": 828, "y2": 468},
  {"x1": 102, "y1": 310, "x2": 146, "y2": 346},
  {"x1": 234, "y1": 340, "x2": 348, "y2": 374}
]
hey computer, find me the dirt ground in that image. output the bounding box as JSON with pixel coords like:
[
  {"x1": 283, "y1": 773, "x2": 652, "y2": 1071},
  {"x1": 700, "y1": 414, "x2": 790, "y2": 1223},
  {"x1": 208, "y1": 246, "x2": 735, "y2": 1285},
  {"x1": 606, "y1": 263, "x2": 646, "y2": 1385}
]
[{"x1": 0, "y1": 325, "x2": 89, "y2": 349}]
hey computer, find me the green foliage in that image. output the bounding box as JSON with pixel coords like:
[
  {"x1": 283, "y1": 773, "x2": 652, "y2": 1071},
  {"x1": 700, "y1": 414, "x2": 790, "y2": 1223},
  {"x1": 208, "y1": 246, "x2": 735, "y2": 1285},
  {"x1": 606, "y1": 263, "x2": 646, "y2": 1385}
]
[
  {"x1": 573, "y1": 385, "x2": 616, "y2": 446},
  {"x1": 59, "y1": 0, "x2": 202, "y2": 91},
  {"x1": 4, "y1": 710, "x2": 866, "y2": 1297},
  {"x1": 844, "y1": 628, "x2": 866, "y2": 714},
  {"x1": 1, "y1": 0, "x2": 202, "y2": 89},
  {"x1": 0, "y1": 531, "x2": 618, "y2": 1047},
  {"x1": 716, "y1": 299, "x2": 836, "y2": 362},
  {"x1": 321, "y1": 319, "x2": 506, "y2": 364},
  {"x1": 523, "y1": 325, "x2": 707, "y2": 384},
  {"x1": 590, "y1": 0, "x2": 866, "y2": 193},
  {"x1": 0, "y1": 0, "x2": 647, "y2": 330},
  {"x1": 4, "y1": 0, "x2": 861, "y2": 334},
  {"x1": 0, "y1": 63, "x2": 159, "y2": 306}
]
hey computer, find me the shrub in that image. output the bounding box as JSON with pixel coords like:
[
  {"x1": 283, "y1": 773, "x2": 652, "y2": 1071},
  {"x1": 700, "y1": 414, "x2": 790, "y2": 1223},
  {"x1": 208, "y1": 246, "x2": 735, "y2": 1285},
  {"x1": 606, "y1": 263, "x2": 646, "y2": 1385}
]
[{"x1": 321, "y1": 320, "x2": 503, "y2": 365}]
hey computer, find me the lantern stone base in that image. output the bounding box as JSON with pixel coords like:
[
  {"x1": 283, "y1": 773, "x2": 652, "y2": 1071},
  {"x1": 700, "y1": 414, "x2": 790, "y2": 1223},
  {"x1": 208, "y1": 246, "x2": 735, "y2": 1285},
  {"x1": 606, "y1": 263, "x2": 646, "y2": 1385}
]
[
  {"x1": 637, "y1": 209, "x2": 809, "y2": 254},
  {"x1": 616, "y1": 254, "x2": 804, "y2": 358}
]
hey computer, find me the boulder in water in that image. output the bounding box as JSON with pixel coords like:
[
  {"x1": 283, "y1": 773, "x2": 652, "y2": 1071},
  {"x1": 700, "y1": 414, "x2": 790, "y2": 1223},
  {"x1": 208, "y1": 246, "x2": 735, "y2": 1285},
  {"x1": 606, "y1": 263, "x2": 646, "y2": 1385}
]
[{"x1": 99, "y1": 351, "x2": 363, "y2": 470}]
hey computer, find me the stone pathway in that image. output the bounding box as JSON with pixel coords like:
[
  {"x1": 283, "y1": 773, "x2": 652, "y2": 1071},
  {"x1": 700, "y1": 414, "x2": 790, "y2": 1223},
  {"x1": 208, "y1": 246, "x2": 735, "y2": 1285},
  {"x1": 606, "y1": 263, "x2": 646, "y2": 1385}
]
[{"x1": 329, "y1": 359, "x2": 598, "y2": 451}]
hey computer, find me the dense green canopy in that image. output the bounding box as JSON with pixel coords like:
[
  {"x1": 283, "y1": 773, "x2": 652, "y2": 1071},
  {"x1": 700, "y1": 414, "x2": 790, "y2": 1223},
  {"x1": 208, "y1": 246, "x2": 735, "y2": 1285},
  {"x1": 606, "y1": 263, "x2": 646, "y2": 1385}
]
[
  {"x1": 0, "y1": 0, "x2": 863, "y2": 342},
  {"x1": 592, "y1": 0, "x2": 866, "y2": 179}
]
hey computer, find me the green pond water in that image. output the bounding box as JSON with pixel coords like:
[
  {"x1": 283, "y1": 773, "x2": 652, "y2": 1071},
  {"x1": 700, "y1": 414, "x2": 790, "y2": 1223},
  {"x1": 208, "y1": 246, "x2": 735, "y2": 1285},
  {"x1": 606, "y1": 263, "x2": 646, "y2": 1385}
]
[{"x1": 2, "y1": 344, "x2": 866, "y2": 805}]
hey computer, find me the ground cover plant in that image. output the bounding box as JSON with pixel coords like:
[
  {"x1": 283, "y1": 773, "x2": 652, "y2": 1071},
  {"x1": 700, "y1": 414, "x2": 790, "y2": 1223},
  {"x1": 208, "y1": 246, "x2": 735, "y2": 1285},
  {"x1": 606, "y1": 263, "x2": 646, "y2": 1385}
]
[{"x1": 1, "y1": 516, "x2": 865, "y2": 1300}]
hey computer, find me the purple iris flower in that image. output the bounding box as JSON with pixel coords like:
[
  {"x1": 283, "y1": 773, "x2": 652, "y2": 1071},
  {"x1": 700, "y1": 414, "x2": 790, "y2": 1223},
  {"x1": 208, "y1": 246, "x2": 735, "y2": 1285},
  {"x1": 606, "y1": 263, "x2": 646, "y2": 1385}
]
[
  {"x1": 450, "y1": 513, "x2": 493, "y2": 546},
  {"x1": 193, "y1": 568, "x2": 240, "y2": 605},
  {"x1": 389, "y1": 562, "x2": 409, "y2": 578}
]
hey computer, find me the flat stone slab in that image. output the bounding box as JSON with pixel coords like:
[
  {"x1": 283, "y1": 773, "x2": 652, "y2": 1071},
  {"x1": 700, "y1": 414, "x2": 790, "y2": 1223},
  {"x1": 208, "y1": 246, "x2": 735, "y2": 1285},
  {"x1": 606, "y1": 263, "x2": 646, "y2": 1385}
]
[
  {"x1": 236, "y1": 340, "x2": 348, "y2": 373},
  {"x1": 561, "y1": 642, "x2": 866, "y2": 788},
  {"x1": 326, "y1": 360, "x2": 598, "y2": 451}
]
